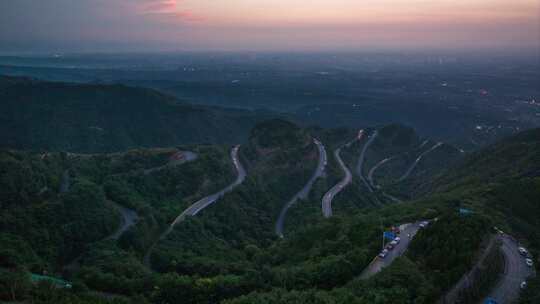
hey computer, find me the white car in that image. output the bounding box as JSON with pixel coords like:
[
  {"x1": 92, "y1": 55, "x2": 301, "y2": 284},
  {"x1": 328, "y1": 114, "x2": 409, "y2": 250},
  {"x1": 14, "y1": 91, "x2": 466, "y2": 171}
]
[
  {"x1": 493, "y1": 226, "x2": 504, "y2": 234},
  {"x1": 521, "y1": 281, "x2": 527, "y2": 289},
  {"x1": 378, "y1": 249, "x2": 388, "y2": 258},
  {"x1": 518, "y1": 247, "x2": 528, "y2": 256},
  {"x1": 526, "y1": 258, "x2": 534, "y2": 267},
  {"x1": 394, "y1": 237, "x2": 401, "y2": 244}
]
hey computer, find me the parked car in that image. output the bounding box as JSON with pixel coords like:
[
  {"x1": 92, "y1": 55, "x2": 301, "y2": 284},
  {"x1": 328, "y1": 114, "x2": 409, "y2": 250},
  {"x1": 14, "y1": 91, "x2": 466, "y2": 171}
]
[
  {"x1": 394, "y1": 237, "x2": 401, "y2": 244},
  {"x1": 493, "y1": 226, "x2": 504, "y2": 234},
  {"x1": 526, "y1": 258, "x2": 534, "y2": 267},
  {"x1": 386, "y1": 243, "x2": 395, "y2": 250},
  {"x1": 378, "y1": 249, "x2": 388, "y2": 258},
  {"x1": 521, "y1": 281, "x2": 527, "y2": 289},
  {"x1": 419, "y1": 221, "x2": 429, "y2": 228},
  {"x1": 518, "y1": 247, "x2": 528, "y2": 256}
]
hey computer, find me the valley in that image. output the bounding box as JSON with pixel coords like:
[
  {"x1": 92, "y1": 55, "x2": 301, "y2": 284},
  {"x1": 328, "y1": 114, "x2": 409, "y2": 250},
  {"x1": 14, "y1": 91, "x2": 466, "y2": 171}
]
[
  {"x1": 0, "y1": 69, "x2": 538, "y2": 304},
  {"x1": 1, "y1": 0, "x2": 539, "y2": 301}
]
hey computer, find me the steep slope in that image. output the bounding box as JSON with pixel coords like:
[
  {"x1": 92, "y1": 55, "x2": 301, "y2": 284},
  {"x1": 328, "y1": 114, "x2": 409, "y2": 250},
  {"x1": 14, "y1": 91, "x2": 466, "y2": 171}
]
[
  {"x1": 2, "y1": 124, "x2": 539, "y2": 304},
  {"x1": 0, "y1": 151, "x2": 121, "y2": 270},
  {"x1": 221, "y1": 128, "x2": 540, "y2": 304},
  {"x1": 0, "y1": 76, "x2": 270, "y2": 153},
  {"x1": 430, "y1": 127, "x2": 540, "y2": 193},
  {"x1": 0, "y1": 146, "x2": 235, "y2": 273},
  {"x1": 428, "y1": 128, "x2": 540, "y2": 261},
  {"x1": 150, "y1": 119, "x2": 318, "y2": 272},
  {"x1": 405, "y1": 127, "x2": 540, "y2": 303}
]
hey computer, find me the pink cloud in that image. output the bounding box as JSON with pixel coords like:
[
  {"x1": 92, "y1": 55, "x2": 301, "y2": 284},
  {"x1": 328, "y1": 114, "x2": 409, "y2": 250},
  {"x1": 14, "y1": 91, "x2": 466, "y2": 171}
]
[
  {"x1": 135, "y1": 0, "x2": 204, "y2": 23},
  {"x1": 137, "y1": 0, "x2": 177, "y2": 13},
  {"x1": 143, "y1": 0, "x2": 176, "y2": 13}
]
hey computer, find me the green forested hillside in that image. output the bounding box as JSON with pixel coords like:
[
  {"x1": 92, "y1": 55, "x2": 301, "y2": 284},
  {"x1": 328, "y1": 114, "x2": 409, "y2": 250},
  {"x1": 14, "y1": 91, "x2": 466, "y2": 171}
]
[
  {"x1": 0, "y1": 145, "x2": 234, "y2": 273},
  {"x1": 0, "y1": 76, "x2": 270, "y2": 153},
  {"x1": 220, "y1": 128, "x2": 540, "y2": 304},
  {"x1": 151, "y1": 119, "x2": 318, "y2": 272},
  {"x1": 1, "y1": 123, "x2": 539, "y2": 304},
  {"x1": 427, "y1": 128, "x2": 540, "y2": 303},
  {"x1": 431, "y1": 128, "x2": 540, "y2": 192},
  {"x1": 0, "y1": 151, "x2": 121, "y2": 269},
  {"x1": 422, "y1": 128, "x2": 540, "y2": 245}
]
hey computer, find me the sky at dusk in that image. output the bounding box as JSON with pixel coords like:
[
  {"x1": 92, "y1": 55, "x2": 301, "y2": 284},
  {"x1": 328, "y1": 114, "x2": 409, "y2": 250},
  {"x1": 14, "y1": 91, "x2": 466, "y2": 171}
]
[{"x1": 1, "y1": 0, "x2": 539, "y2": 53}]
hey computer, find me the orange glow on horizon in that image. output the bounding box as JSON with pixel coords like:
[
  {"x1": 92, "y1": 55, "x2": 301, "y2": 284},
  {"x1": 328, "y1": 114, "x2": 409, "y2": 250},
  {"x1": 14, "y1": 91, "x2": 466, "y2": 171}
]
[{"x1": 160, "y1": 0, "x2": 540, "y2": 27}]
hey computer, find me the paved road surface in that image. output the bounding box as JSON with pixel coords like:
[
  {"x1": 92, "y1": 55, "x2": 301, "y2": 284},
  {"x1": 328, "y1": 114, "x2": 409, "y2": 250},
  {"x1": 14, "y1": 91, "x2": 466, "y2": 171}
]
[
  {"x1": 367, "y1": 139, "x2": 430, "y2": 188},
  {"x1": 144, "y1": 150, "x2": 198, "y2": 175},
  {"x1": 59, "y1": 169, "x2": 70, "y2": 193},
  {"x1": 107, "y1": 202, "x2": 139, "y2": 240},
  {"x1": 165, "y1": 145, "x2": 246, "y2": 236},
  {"x1": 441, "y1": 236, "x2": 499, "y2": 304},
  {"x1": 144, "y1": 145, "x2": 246, "y2": 266},
  {"x1": 398, "y1": 142, "x2": 443, "y2": 182},
  {"x1": 367, "y1": 157, "x2": 395, "y2": 189},
  {"x1": 65, "y1": 201, "x2": 140, "y2": 271},
  {"x1": 359, "y1": 222, "x2": 421, "y2": 279},
  {"x1": 381, "y1": 192, "x2": 402, "y2": 203},
  {"x1": 321, "y1": 137, "x2": 361, "y2": 217},
  {"x1": 275, "y1": 138, "x2": 327, "y2": 237},
  {"x1": 357, "y1": 131, "x2": 379, "y2": 193},
  {"x1": 481, "y1": 235, "x2": 536, "y2": 304}
]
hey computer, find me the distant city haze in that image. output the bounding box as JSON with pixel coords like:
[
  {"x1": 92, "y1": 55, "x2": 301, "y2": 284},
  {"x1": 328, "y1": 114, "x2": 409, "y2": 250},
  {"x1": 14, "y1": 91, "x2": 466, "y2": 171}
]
[{"x1": 1, "y1": 0, "x2": 539, "y2": 53}]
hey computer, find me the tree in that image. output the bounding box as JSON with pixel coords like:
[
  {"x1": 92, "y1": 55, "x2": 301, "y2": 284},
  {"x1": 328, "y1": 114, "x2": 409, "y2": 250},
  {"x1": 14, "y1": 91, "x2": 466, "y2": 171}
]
[{"x1": 0, "y1": 268, "x2": 32, "y2": 301}]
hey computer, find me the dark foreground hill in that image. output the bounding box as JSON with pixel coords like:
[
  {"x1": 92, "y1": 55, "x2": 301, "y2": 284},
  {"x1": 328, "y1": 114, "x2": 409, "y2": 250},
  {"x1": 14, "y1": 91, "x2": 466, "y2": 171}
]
[{"x1": 0, "y1": 76, "x2": 271, "y2": 153}]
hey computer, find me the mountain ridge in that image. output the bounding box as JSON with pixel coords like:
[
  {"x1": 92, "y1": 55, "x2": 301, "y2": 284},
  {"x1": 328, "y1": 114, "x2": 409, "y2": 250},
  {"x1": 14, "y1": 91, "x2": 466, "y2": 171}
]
[{"x1": 0, "y1": 76, "x2": 273, "y2": 153}]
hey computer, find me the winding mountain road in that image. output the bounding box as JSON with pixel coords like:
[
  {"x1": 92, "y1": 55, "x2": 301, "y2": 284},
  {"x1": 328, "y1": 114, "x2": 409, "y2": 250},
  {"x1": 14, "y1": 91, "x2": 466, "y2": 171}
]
[
  {"x1": 398, "y1": 142, "x2": 443, "y2": 182},
  {"x1": 321, "y1": 131, "x2": 363, "y2": 218},
  {"x1": 440, "y1": 236, "x2": 499, "y2": 304},
  {"x1": 107, "y1": 202, "x2": 139, "y2": 240},
  {"x1": 62, "y1": 149, "x2": 199, "y2": 271},
  {"x1": 143, "y1": 151, "x2": 198, "y2": 175},
  {"x1": 381, "y1": 192, "x2": 402, "y2": 203},
  {"x1": 480, "y1": 235, "x2": 536, "y2": 304},
  {"x1": 64, "y1": 200, "x2": 139, "y2": 272},
  {"x1": 144, "y1": 145, "x2": 246, "y2": 266},
  {"x1": 275, "y1": 138, "x2": 327, "y2": 237},
  {"x1": 164, "y1": 145, "x2": 246, "y2": 237},
  {"x1": 357, "y1": 131, "x2": 379, "y2": 193},
  {"x1": 441, "y1": 233, "x2": 536, "y2": 304},
  {"x1": 367, "y1": 157, "x2": 395, "y2": 189}
]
